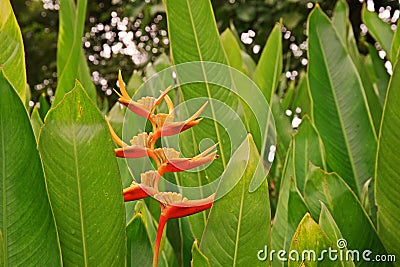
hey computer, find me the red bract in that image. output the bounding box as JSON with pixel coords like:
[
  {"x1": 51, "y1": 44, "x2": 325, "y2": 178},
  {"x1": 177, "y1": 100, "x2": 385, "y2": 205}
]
[
  {"x1": 155, "y1": 144, "x2": 218, "y2": 175},
  {"x1": 152, "y1": 192, "x2": 215, "y2": 267},
  {"x1": 123, "y1": 171, "x2": 159, "y2": 201}
]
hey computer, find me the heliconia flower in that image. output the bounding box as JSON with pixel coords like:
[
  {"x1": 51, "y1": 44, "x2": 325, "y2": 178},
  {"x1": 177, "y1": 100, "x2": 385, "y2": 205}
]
[
  {"x1": 123, "y1": 171, "x2": 160, "y2": 202},
  {"x1": 117, "y1": 70, "x2": 172, "y2": 119},
  {"x1": 105, "y1": 116, "x2": 153, "y2": 158},
  {"x1": 152, "y1": 192, "x2": 215, "y2": 267},
  {"x1": 151, "y1": 102, "x2": 208, "y2": 143},
  {"x1": 155, "y1": 144, "x2": 218, "y2": 175},
  {"x1": 115, "y1": 132, "x2": 154, "y2": 159}
]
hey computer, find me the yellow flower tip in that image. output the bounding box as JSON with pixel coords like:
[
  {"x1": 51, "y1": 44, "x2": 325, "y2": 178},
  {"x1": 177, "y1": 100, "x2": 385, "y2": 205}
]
[
  {"x1": 118, "y1": 70, "x2": 130, "y2": 100},
  {"x1": 186, "y1": 101, "x2": 208, "y2": 122},
  {"x1": 164, "y1": 94, "x2": 174, "y2": 114},
  {"x1": 151, "y1": 85, "x2": 174, "y2": 114},
  {"x1": 105, "y1": 115, "x2": 127, "y2": 147}
]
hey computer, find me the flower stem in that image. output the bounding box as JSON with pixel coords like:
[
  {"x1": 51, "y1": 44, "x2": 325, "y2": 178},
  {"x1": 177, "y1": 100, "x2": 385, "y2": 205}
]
[{"x1": 153, "y1": 213, "x2": 168, "y2": 267}]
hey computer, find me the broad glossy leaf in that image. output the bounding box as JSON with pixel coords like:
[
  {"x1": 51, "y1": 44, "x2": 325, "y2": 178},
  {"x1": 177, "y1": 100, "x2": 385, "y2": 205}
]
[
  {"x1": 0, "y1": 1, "x2": 26, "y2": 100},
  {"x1": 318, "y1": 203, "x2": 356, "y2": 267},
  {"x1": 127, "y1": 214, "x2": 153, "y2": 267},
  {"x1": 344, "y1": 12, "x2": 382, "y2": 132},
  {"x1": 54, "y1": 0, "x2": 96, "y2": 104},
  {"x1": 201, "y1": 135, "x2": 270, "y2": 266},
  {"x1": 304, "y1": 166, "x2": 387, "y2": 265},
  {"x1": 288, "y1": 213, "x2": 336, "y2": 267},
  {"x1": 307, "y1": 6, "x2": 377, "y2": 196},
  {"x1": 0, "y1": 69, "x2": 61, "y2": 265},
  {"x1": 165, "y1": 0, "x2": 241, "y2": 241},
  {"x1": 38, "y1": 82, "x2": 126, "y2": 265},
  {"x1": 362, "y1": 5, "x2": 394, "y2": 60},
  {"x1": 375, "y1": 53, "x2": 400, "y2": 261}
]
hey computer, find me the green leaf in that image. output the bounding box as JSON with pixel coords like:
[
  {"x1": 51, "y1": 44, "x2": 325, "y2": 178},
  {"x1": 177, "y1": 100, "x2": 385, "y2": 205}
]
[
  {"x1": 221, "y1": 29, "x2": 244, "y2": 72},
  {"x1": 0, "y1": 1, "x2": 26, "y2": 101},
  {"x1": 201, "y1": 134, "x2": 271, "y2": 266},
  {"x1": 307, "y1": 6, "x2": 377, "y2": 196},
  {"x1": 191, "y1": 240, "x2": 210, "y2": 267},
  {"x1": 165, "y1": 0, "x2": 240, "y2": 240},
  {"x1": 375, "y1": 53, "x2": 400, "y2": 261},
  {"x1": 38, "y1": 82, "x2": 126, "y2": 265},
  {"x1": 271, "y1": 117, "x2": 325, "y2": 266},
  {"x1": 30, "y1": 106, "x2": 43, "y2": 140},
  {"x1": 304, "y1": 166, "x2": 388, "y2": 264},
  {"x1": 390, "y1": 22, "x2": 400, "y2": 63},
  {"x1": 292, "y1": 116, "x2": 326, "y2": 192},
  {"x1": 271, "y1": 176, "x2": 308, "y2": 267},
  {"x1": 345, "y1": 17, "x2": 382, "y2": 132},
  {"x1": 126, "y1": 214, "x2": 153, "y2": 267},
  {"x1": 254, "y1": 23, "x2": 282, "y2": 104},
  {"x1": 362, "y1": 5, "x2": 394, "y2": 60},
  {"x1": 54, "y1": 0, "x2": 96, "y2": 104},
  {"x1": 39, "y1": 93, "x2": 50, "y2": 120},
  {"x1": 332, "y1": 0, "x2": 349, "y2": 43},
  {"x1": 318, "y1": 203, "x2": 356, "y2": 267},
  {"x1": 367, "y1": 44, "x2": 390, "y2": 106},
  {"x1": 288, "y1": 213, "x2": 336, "y2": 267},
  {"x1": 291, "y1": 72, "x2": 311, "y2": 117},
  {"x1": 0, "y1": 69, "x2": 61, "y2": 265}
]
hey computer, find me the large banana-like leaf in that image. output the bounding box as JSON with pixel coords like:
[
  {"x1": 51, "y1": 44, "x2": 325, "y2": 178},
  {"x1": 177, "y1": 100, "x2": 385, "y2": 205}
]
[
  {"x1": 307, "y1": 6, "x2": 377, "y2": 196},
  {"x1": 38, "y1": 82, "x2": 126, "y2": 265},
  {"x1": 164, "y1": 0, "x2": 244, "y2": 243},
  {"x1": 375, "y1": 53, "x2": 400, "y2": 262},
  {"x1": 362, "y1": 5, "x2": 394, "y2": 61},
  {"x1": 0, "y1": 1, "x2": 26, "y2": 100},
  {"x1": 54, "y1": 0, "x2": 96, "y2": 104},
  {"x1": 200, "y1": 135, "x2": 270, "y2": 266},
  {"x1": 0, "y1": 69, "x2": 61, "y2": 265},
  {"x1": 332, "y1": 0, "x2": 382, "y2": 132},
  {"x1": 304, "y1": 166, "x2": 387, "y2": 266}
]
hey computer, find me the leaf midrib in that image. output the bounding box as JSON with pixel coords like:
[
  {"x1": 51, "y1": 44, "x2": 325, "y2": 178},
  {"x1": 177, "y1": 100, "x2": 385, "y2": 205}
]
[
  {"x1": 185, "y1": 0, "x2": 227, "y2": 168},
  {"x1": 72, "y1": 124, "x2": 88, "y2": 266},
  {"x1": 233, "y1": 176, "x2": 245, "y2": 267}
]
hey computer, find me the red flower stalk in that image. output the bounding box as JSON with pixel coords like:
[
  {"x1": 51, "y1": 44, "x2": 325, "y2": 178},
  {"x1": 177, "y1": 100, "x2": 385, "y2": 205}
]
[
  {"x1": 153, "y1": 145, "x2": 218, "y2": 175},
  {"x1": 123, "y1": 171, "x2": 160, "y2": 201},
  {"x1": 152, "y1": 192, "x2": 215, "y2": 267}
]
